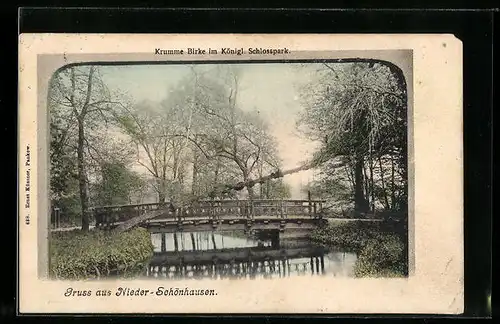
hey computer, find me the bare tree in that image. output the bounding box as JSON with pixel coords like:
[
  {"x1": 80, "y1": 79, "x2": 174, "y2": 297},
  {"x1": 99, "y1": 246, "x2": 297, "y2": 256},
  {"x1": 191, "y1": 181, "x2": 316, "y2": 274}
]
[
  {"x1": 179, "y1": 66, "x2": 282, "y2": 200},
  {"x1": 114, "y1": 101, "x2": 175, "y2": 203}
]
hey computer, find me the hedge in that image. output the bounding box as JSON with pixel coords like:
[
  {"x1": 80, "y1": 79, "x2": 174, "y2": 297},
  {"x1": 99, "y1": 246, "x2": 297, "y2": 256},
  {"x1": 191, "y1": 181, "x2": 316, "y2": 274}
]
[{"x1": 50, "y1": 228, "x2": 154, "y2": 280}]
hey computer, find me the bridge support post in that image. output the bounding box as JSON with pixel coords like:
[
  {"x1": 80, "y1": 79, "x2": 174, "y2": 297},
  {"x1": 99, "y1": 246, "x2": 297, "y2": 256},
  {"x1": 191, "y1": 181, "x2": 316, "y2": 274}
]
[
  {"x1": 190, "y1": 233, "x2": 197, "y2": 251},
  {"x1": 270, "y1": 230, "x2": 280, "y2": 249},
  {"x1": 161, "y1": 233, "x2": 166, "y2": 252},
  {"x1": 173, "y1": 233, "x2": 179, "y2": 252},
  {"x1": 211, "y1": 233, "x2": 217, "y2": 250}
]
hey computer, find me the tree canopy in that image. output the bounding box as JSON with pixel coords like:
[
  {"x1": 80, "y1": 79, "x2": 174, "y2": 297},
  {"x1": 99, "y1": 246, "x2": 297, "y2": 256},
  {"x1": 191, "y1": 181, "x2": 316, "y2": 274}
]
[{"x1": 49, "y1": 61, "x2": 408, "y2": 230}]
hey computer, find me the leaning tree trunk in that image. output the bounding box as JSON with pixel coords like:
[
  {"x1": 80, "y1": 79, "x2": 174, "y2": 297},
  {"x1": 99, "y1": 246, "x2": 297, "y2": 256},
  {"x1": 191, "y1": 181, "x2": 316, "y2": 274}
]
[
  {"x1": 112, "y1": 160, "x2": 345, "y2": 234},
  {"x1": 77, "y1": 119, "x2": 90, "y2": 232}
]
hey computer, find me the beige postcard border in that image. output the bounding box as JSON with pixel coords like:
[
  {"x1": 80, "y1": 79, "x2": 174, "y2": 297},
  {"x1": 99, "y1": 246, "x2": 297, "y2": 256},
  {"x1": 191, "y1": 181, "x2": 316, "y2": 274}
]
[{"x1": 18, "y1": 34, "x2": 463, "y2": 314}]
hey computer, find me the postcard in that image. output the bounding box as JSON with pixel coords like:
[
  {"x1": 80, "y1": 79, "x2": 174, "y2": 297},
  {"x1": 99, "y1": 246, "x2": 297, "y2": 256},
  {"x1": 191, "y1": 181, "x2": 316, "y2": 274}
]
[{"x1": 18, "y1": 33, "x2": 463, "y2": 314}]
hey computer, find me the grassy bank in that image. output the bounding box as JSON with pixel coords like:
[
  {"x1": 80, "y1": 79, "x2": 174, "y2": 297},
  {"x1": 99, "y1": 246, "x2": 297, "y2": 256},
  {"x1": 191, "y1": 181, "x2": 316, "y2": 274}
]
[
  {"x1": 50, "y1": 228, "x2": 154, "y2": 280},
  {"x1": 310, "y1": 220, "x2": 408, "y2": 278}
]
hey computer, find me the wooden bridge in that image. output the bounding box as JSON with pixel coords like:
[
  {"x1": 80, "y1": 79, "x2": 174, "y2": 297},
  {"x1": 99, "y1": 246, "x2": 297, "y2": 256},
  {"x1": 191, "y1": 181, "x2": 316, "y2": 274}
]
[{"x1": 91, "y1": 199, "x2": 327, "y2": 233}]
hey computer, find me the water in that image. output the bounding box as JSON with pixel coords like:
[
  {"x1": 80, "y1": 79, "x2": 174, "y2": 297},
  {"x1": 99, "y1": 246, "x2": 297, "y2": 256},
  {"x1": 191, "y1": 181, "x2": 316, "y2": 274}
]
[
  {"x1": 151, "y1": 231, "x2": 266, "y2": 252},
  {"x1": 145, "y1": 231, "x2": 357, "y2": 280}
]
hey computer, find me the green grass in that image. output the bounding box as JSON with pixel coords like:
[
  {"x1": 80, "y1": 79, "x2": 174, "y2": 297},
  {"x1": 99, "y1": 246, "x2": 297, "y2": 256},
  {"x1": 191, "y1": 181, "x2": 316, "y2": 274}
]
[
  {"x1": 49, "y1": 228, "x2": 154, "y2": 280},
  {"x1": 310, "y1": 220, "x2": 408, "y2": 278}
]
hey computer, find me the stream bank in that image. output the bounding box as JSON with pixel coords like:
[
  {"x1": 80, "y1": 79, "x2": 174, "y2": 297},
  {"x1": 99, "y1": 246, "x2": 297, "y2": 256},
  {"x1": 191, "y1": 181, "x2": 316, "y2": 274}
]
[{"x1": 309, "y1": 219, "x2": 408, "y2": 277}]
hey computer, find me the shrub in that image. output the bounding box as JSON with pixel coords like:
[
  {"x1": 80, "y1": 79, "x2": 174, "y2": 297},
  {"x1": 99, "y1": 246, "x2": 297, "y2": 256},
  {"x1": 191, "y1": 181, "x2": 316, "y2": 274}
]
[
  {"x1": 49, "y1": 228, "x2": 154, "y2": 280},
  {"x1": 354, "y1": 234, "x2": 406, "y2": 278},
  {"x1": 309, "y1": 221, "x2": 381, "y2": 251},
  {"x1": 310, "y1": 221, "x2": 407, "y2": 278}
]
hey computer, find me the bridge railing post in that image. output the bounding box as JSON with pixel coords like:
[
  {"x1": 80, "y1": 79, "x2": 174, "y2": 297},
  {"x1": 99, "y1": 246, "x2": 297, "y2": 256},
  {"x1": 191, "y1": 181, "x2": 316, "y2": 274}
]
[
  {"x1": 215, "y1": 201, "x2": 220, "y2": 221},
  {"x1": 308, "y1": 191, "x2": 312, "y2": 218},
  {"x1": 52, "y1": 207, "x2": 61, "y2": 229},
  {"x1": 94, "y1": 210, "x2": 101, "y2": 229}
]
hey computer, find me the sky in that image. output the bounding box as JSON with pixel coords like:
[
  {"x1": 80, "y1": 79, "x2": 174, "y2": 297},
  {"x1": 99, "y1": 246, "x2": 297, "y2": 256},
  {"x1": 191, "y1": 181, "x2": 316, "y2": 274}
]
[{"x1": 100, "y1": 63, "x2": 322, "y2": 199}]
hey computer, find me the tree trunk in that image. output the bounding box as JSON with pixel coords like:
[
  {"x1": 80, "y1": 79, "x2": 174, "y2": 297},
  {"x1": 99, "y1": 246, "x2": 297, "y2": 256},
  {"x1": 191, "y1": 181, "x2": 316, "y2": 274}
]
[
  {"x1": 247, "y1": 184, "x2": 255, "y2": 200},
  {"x1": 390, "y1": 155, "x2": 396, "y2": 210},
  {"x1": 192, "y1": 143, "x2": 199, "y2": 196},
  {"x1": 344, "y1": 163, "x2": 355, "y2": 192},
  {"x1": 157, "y1": 178, "x2": 166, "y2": 203},
  {"x1": 266, "y1": 179, "x2": 271, "y2": 199},
  {"x1": 243, "y1": 171, "x2": 255, "y2": 200},
  {"x1": 158, "y1": 192, "x2": 166, "y2": 204},
  {"x1": 258, "y1": 163, "x2": 264, "y2": 199},
  {"x1": 212, "y1": 157, "x2": 220, "y2": 199},
  {"x1": 378, "y1": 155, "x2": 391, "y2": 210},
  {"x1": 354, "y1": 154, "x2": 369, "y2": 214},
  {"x1": 77, "y1": 119, "x2": 90, "y2": 231},
  {"x1": 362, "y1": 162, "x2": 370, "y2": 208},
  {"x1": 369, "y1": 156, "x2": 375, "y2": 212}
]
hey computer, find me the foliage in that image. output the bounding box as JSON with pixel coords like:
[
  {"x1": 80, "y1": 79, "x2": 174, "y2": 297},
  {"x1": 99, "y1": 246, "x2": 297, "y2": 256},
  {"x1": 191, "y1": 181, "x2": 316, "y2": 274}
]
[
  {"x1": 49, "y1": 228, "x2": 154, "y2": 280},
  {"x1": 310, "y1": 221, "x2": 381, "y2": 251},
  {"x1": 259, "y1": 178, "x2": 292, "y2": 199},
  {"x1": 49, "y1": 116, "x2": 78, "y2": 200},
  {"x1": 310, "y1": 221, "x2": 407, "y2": 277},
  {"x1": 302, "y1": 169, "x2": 352, "y2": 211},
  {"x1": 52, "y1": 181, "x2": 82, "y2": 226},
  {"x1": 354, "y1": 234, "x2": 406, "y2": 277},
  {"x1": 49, "y1": 65, "x2": 129, "y2": 231},
  {"x1": 297, "y1": 62, "x2": 408, "y2": 214},
  {"x1": 92, "y1": 161, "x2": 147, "y2": 206},
  {"x1": 48, "y1": 62, "x2": 409, "y2": 233}
]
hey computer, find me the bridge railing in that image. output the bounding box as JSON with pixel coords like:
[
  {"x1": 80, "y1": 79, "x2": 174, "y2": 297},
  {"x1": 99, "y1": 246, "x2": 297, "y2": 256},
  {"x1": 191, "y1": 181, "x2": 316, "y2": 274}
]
[
  {"x1": 91, "y1": 202, "x2": 166, "y2": 228},
  {"x1": 91, "y1": 199, "x2": 326, "y2": 228}
]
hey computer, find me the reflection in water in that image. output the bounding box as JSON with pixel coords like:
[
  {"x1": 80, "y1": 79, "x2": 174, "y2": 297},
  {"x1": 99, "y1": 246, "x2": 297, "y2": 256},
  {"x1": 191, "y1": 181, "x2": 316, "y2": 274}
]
[
  {"x1": 151, "y1": 231, "x2": 271, "y2": 252},
  {"x1": 146, "y1": 231, "x2": 356, "y2": 280}
]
